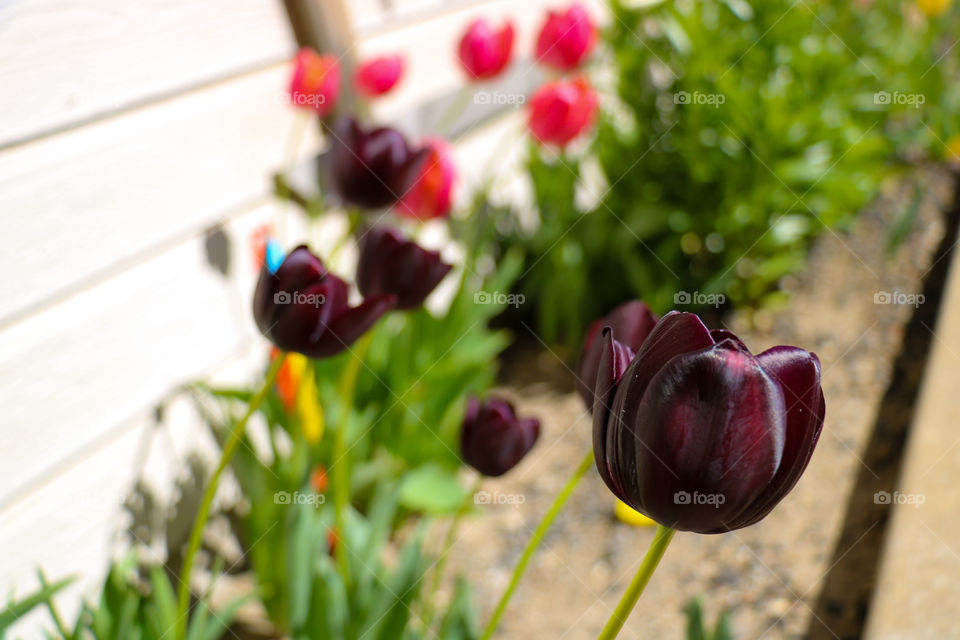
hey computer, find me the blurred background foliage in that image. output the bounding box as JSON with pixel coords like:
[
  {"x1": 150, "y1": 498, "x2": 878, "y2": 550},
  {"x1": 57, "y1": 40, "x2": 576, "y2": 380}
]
[{"x1": 502, "y1": 0, "x2": 959, "y2": 350}]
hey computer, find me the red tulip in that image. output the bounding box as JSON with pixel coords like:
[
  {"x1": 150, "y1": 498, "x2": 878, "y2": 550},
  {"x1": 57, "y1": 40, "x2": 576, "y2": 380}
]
[
  {"x1": 591, "y1": 312, "x2": 825, "y2": 533},
  {"x1": 395, "y1": 137, "x2": 456, "y2": 220},
  {"x1": 535, "y1": 3, "x2": 597, "y2": 71},
  {"x1": 355, "y1": 54, "x2": 404, "y2": 97},
  {"x1": 528, "y1": 77, "x2": 598, "y2": 147},
  {"x1": 288, "y1": 48, "x2": 340, "y2": 117},
  {"x1": 457, "y1": 19, "x2": 515, "y2": 81}
]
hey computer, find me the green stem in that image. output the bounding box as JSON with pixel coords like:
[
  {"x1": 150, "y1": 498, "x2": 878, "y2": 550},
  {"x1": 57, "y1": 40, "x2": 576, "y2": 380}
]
[
  {"x1": 596, "y1": 525, "x2": 676, "y2": 640},
  {"x1": 422, "y1": 476, "x2": 483, "y2": 631},
  {"x1": 175, "y1": 353, "x2": 286, "y2": 640},
  {"x1": 331, "y1": 332, "x2": 374, "y2": 587},
  {"x1": 479, "y1": 449, "x2": 594, "y2": 640}
]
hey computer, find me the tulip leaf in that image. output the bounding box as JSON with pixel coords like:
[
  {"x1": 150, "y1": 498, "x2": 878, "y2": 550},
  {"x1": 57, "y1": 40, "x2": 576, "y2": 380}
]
[{"x1": 398, "y1": 463, "x2": 467, "y2": 515}]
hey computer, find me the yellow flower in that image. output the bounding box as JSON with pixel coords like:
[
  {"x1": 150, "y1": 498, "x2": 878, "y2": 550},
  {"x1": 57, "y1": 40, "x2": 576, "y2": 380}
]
[
  {"x1": 946, "y1": 135, "x2": 960, "y2": 167},
  {"x1": 918, "y1": 0, "x2": 952, "y2": 17},
  {"x1": 274, "y1": 351, "x2": 324, "y2": 444},
  {"x1": 614, "y1": 499, "x2": 657, "y2": 527}
]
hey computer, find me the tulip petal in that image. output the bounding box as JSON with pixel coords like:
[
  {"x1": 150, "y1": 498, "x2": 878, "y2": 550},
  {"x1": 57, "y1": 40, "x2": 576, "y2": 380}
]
[
  {"x1": 729, "y1": 347, "x2": 825, "y2": 528},
  {"x1": 304, "y1": 294, "x2": 396, "y2": 358},
  {"x1": 627, "y1": 343, "x2": 785, "y2": 532},
  {"x1": 592, "y1": 328, "x2": 636, "y2": 502}
]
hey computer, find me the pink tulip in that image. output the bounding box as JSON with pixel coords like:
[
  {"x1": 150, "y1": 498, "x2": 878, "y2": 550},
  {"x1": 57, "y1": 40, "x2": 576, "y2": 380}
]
[
  {"x1": 396, "y1": 137, "x2": 457, "y2": 220},
  {"x1": 535, "y1": 3, "x2": 596, "y2": 71},
  {"x1": 288, "y1": 48, "x2": 340, "y2": 116},
  {"x1": 528, "y1": 77, "x2": 598, "y2": 147},
  {"x1": 457, "y1": 19, "x2": 515, "y2": 81},
  {"x1": 355, "y1": 54, "x2": 404, "y2": 97}
]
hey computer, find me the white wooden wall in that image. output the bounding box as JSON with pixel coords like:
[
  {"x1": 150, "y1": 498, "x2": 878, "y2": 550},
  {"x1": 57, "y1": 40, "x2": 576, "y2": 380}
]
[{"x1": 0, "y1": 0, "x2": 605, "y2": 635}]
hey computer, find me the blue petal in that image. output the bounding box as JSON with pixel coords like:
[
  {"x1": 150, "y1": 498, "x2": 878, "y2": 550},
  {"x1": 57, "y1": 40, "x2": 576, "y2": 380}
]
[{"x1": 265, "y1": 239, "x2": 285, "y2": 274}]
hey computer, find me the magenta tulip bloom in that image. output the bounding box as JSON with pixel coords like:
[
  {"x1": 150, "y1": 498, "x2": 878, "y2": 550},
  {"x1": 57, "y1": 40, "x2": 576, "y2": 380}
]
[
  {"x1": 356, "y1": 226, "x2": 452, "y2": 310},
  {"x1": 355, "y1": 54, "x2": 404, "y2": 97},
  {"x1": 528, "y1": 77, "x2": 598, "y2": 147},
  {"x1": 329, "y1": 117, "x2": 428, "y2": 210},
  {"x1": 461, "y1": 396, "x2": 541, "y2": 477},
  {"x1": 395, "y1": 137, "x2": 456, "y2": 220},
  {"x1": 577, "y1": 300, "x2": 658, "y2": 409},
  {"x1": 592, "y1": 312, "x2": 824, "y2": 534},
  {"x1": 535, "y1": 3, "x2": 597, "y2": 71},
  {"x1": 288, "y1": 48, "x2": 340, "y2": 117},
  {"x1": 457, "y1": 19, "x2": 515, "y2": 81},
  {"x1": 253, "y1": 246, "x2": 395, "y2": 358}
]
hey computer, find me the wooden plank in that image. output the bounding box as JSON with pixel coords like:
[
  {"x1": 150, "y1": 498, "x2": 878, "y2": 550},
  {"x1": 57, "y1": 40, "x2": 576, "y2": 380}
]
[
  {"x1": 0, "y1": 201, "x2": 307, "y2": 511},
  {"x1": 0, "y1": 64, "x2": 320, "y2": 328},
  {"x1": 0, "y1": 0, "x2": 295, "y2": 147}
]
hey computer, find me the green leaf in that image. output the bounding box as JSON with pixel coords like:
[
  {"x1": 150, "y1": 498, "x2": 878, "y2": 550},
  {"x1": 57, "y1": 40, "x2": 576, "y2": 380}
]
[{"x1": 397, "y1": 464, "x2": 467, "y2": 515}]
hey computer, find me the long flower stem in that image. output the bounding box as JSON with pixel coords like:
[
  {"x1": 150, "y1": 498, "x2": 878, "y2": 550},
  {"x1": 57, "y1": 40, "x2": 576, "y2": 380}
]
[
  {"x1": 331, "y1": 332, "x2": 374, "y2": 586},
  {"x1": 596, "y1": 524, "x2": 676, "y2": 640},
  {"x1": 479, "y1": 449, "x2": 594, "y2": 640},
  {"x1": 175, "y1": 353, "x2": 286, "y2": 640},
  {"x1": 422, "y1": 476, "x2": 483, "y2": 631}
]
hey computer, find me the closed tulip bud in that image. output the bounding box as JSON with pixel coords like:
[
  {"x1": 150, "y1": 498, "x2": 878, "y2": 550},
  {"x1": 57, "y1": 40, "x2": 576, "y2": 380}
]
[
  {"x1": 461, "y1": 396, "x2": 541, "y2": 477},
  {"x1": 592, "y1": 312, "x2": 824, "y2": 534},
  {"x1": 395, "y1": 137, "x2": 456, "y2": 220},
  {"x1": 457, "y1": 19, "x2": 515, "y2": 81},
  {"x1": 535, "y1": 3, "x2": 597, "y2": 71},
  {"x1": 288, "y1": 48, "x2": 340, "y2": 117},
  {"x1": 329, "y1": 117, "x2": 428, "y2": 210},
  {"x1": 529, "y1": 77, "x2": 598, "y2": 147},
  {"x1": 577, "y1": 300, "x2": 658, "y2": 409},
  {"x1": 253, "y1": 245, "x2": 395, "y2": 358},
  {"x1": 355, "y1": 54, "x2": 404, "y2": 97},
  {"x1": 356, "y1": 226, "x2": 452, "y2": 310}
]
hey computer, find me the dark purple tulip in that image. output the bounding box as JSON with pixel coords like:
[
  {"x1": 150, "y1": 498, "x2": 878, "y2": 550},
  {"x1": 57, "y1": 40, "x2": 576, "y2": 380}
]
[
  {"x1": 577, "y1": 300, "x2": 658, "y2": 409},
  {"x1": 253, "y1": 245, "x2": 395, "y2": 358},
  {"x1": 329, "y1": 117, "x2": 428, "y2": 210},
  {"x1": 461, "y1": 396, "x2": 540, "y2": 477},
  {"x1": 356, "y1": 226, "x2": 452, "y2": 310},
  {"x1": 592, "y1": 312, "x2": 824, "y2": 534}
]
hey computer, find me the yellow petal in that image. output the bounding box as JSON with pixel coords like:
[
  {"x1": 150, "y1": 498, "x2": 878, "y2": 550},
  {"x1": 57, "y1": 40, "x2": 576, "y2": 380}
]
[
  {"x1": 918, "y1": 0, "x2": 952, "y2": 17},
  {"x1": 615, "y1": 499, "x2": 657, "y2": 527},
  {"x1": 295, "y1": 360, "x2": 324, "y2": 445}
]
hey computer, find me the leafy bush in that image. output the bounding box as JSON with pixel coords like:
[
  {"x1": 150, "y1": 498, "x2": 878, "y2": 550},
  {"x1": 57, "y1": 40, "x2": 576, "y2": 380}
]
[{"x1": 506, "y1": 0, "x2": 958, "y2": 348}]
